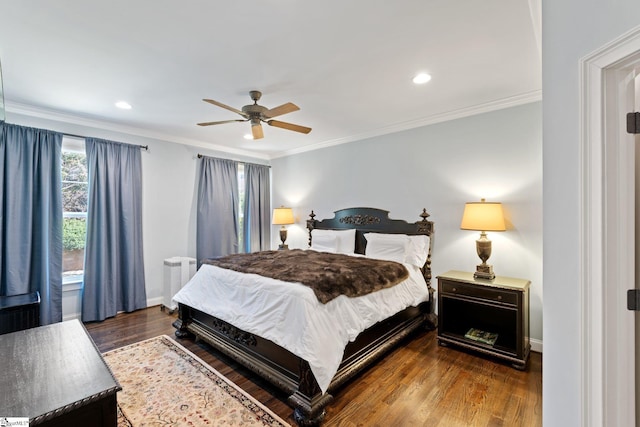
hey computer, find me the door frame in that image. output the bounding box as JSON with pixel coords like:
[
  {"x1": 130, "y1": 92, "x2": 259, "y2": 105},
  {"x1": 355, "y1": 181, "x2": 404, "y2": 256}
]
[{"x1": 581, "y1": 26, "x2": 640, "y2": 426}]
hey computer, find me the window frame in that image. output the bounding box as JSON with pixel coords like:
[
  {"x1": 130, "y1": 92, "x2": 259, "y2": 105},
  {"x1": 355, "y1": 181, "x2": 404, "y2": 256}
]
[{"x1": 61, "y1": 136, "x2": 88, "y2": 286}]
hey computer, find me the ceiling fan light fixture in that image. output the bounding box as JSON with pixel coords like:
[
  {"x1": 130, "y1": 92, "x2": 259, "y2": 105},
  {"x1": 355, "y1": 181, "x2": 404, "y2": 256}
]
[
  {"x1": 198, "y1": 91, "x2": 312, "y2": 139},
  {"x1": 412, "y1": 73, "x2": 432, "y2": 84}
]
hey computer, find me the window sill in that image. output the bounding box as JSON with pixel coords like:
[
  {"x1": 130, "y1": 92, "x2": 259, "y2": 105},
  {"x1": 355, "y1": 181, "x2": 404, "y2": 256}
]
[{"x1": 62, "y1": 275, "x2": 83, "y2": 292}]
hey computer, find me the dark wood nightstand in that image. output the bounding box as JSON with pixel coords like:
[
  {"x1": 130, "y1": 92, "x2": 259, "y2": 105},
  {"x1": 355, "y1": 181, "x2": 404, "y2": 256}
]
[{"x1": 437, "y1": 270, "x2": 530, "y2": 369}]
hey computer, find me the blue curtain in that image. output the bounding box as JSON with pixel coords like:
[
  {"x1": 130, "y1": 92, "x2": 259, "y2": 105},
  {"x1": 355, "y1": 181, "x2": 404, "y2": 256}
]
[
  {"x1": 82, "y1": 138, "x2": 146, "y2": 322},
  {"x1": 197, "y1": 156, "x2": 239, "y2": 263},
  {"x1": 242, "y1": 163, "x2": 271, "y2": 252},
  {"x1": 0, "y1": 123, "x2": 63, "y2": 325}
]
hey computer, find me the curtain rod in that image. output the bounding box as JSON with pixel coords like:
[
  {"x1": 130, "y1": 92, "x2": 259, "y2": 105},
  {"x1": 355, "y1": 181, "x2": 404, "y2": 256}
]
[
  {"x1": 197, "y1": 153, "x2": 271, "y2": 168},
  {"x1": 63, "y1": 132, "x2": 148, "y2": 150}
]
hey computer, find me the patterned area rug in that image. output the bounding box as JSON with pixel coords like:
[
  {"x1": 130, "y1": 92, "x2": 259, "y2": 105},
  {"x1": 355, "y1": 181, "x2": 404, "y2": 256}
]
[{"x1": 103, "y1": 335, "x2": 290, "y2": 427}]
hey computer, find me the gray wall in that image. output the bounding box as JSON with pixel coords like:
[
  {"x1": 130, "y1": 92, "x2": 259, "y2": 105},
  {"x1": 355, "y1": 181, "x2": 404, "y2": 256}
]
[
  {"x1": 542, "y1": 1, "x2": 640, "y2": 425},
  {"x1": 271, "y1": 101, "x2": 543, "y2": 347}
]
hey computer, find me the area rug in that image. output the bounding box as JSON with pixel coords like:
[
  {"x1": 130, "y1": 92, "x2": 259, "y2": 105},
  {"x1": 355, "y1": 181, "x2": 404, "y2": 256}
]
[{"x1": 103, "y1": 335, "x2": 290, "y2": 427}]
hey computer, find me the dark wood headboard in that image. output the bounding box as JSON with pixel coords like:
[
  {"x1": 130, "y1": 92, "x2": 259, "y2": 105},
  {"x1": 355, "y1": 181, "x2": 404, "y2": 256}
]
[{"x1": 306, "y1": 207, "x2": 434, "y2": 287}]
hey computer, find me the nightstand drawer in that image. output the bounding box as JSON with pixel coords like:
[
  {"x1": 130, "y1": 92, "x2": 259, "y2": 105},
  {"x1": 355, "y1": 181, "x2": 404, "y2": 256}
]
[{"x1": 440, "y1": 280, "x2": 518, "y2": 305}]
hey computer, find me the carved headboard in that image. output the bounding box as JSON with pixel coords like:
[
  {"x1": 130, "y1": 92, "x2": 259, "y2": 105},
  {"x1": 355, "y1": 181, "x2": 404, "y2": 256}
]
[{"x1": 306, "y1": 207, "x2": 434, "y2": 287}]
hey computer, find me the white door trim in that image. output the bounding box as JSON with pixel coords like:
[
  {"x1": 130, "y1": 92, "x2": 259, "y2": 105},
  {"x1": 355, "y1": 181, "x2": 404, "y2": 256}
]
[{"x1": 581, "y1": 26, "x2": 640, "y2": 427}]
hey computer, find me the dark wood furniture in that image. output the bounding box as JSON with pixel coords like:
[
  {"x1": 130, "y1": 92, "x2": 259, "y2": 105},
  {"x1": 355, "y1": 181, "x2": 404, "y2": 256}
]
[
  {"x1": 437, "y1": 270, "x2": 530, "y2": 369},
  {"x1": 89, "y1": 306, "x2": 543, "y2": 427},
  {"x1": 174, "y1": 207, "x2": 436, "y2": 426},
  {"x1": 0, "y1": 291, "x2": 40, "y2": 334},
  {"x1": 0, "y1": 319, "x2": 121, "y2": 426}
]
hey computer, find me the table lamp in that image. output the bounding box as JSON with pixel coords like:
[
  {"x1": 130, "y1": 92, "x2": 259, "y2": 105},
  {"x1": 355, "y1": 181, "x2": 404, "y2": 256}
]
[
  {"x1": 460, "y1": 198, "x2": 506, "y2": 280},
  {"x1": 272, "y1": 206, "x2": 294, "y2": 250}
]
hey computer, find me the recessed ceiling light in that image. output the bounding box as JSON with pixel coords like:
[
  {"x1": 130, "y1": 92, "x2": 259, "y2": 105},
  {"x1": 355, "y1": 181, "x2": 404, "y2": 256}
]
[
  {"x1": 115, "y1": 101, "x2": 132, "y2": 110},
  {"x1": 243, "y1": 134, "x2": 253, "y2": 140},
  {"x1": 413, "y1": 73, "x2": 432, "y2": 84}
]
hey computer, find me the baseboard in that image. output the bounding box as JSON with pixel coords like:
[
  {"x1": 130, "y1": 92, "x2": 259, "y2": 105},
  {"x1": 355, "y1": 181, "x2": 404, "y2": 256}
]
[
  {"x1": 62, "y1": 296, "x2": 165, "y2": 323},
  {"x1": 63, "y1": 312, "x2": 82, "y2": 322},
  {"x1": 146, "y1": 296, "x2": 163, "y2": 307},
  {"x1": 530, "y1": 338, "x2": 542, "y2": 353}
]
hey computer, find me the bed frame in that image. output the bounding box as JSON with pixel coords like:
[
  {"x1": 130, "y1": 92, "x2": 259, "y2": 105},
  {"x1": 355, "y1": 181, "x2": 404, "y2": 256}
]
[{"x1": 173, "y1": 207, "x2": 436, "y2": 426}]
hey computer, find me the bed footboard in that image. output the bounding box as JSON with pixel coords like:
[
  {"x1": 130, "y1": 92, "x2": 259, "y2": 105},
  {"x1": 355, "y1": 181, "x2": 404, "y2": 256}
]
[
  {"x1": 174, "y1": 301, "x2": 433, "y2": 426},
  {"x1": 173, "y1": 303, "x2": 330, "y2": 425}
]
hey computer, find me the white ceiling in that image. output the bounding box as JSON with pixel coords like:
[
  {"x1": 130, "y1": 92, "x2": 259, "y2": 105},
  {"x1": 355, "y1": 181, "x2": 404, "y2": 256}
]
[{"x1": 0, "y1": 1, "x2": 541, "y2": 160}]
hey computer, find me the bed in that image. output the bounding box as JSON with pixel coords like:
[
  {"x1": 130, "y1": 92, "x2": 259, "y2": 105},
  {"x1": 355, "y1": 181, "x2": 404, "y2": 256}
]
[{"x1": 172, "y1": 207, "x2": 436, "y2": 426}]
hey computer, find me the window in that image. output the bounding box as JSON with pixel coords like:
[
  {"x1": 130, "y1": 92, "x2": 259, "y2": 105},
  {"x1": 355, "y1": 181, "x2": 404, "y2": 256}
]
[
  {"x1": 238, "y1": 163, "x2": 245, "y2": 249},
  {"x1": 61, "y1": 137, "x2": 87, "y2": 284}
]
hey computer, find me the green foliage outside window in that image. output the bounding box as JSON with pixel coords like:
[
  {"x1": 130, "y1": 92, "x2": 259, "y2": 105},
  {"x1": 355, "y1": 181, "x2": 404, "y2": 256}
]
[
  {"x1": 63, "y1": 217, "x2": 86, "y2": 251},
  {"x1": 61, "y1": 150, "x2": 88, "y2": 252},
  {"x1": 62, "y1": 152, "x2": 88, "y2": 213}
]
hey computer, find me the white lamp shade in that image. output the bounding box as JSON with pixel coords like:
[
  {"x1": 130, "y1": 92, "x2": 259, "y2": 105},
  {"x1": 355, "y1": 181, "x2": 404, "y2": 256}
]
[
  {"x1": 272, "y1": 207, "x2": 294, "y2": 225},
  {"x1": 460, "y1": 200, "x2": 506, "y2": 232}
]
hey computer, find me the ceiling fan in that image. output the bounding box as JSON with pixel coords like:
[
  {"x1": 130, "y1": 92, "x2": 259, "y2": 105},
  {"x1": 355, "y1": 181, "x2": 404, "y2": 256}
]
[{"x1": 197, "y1": 90, "x2": 312, "y2": 140}]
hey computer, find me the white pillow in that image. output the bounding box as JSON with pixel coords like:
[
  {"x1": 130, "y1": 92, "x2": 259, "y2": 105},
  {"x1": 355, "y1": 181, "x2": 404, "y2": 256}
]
[
  {"x1": 311, "y1": 229, "x2": 356, "y2": 254},
  {"x1": 405, "y1": 235, "x2": 430, "y2": 267},
  {"x1": 363, "y1": 233, "x2": 430, "y2": 267},
  {"x1": 310, "y1": 234, "x2": 338, "y2": 253},
  {"x1": 364, "y1": 236, "x2": 410, "y2": 263}
]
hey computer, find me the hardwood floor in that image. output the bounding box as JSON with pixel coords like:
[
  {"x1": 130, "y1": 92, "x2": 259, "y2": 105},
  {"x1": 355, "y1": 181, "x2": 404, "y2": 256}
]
[{"x1": 85, "y1": 306, "x2": 542, "y2": 427}]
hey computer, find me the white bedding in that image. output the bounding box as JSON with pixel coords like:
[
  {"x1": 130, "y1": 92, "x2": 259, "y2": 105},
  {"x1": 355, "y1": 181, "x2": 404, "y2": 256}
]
[{"x1": 171, "y1": 253, "x2": 429, "y2": 394}]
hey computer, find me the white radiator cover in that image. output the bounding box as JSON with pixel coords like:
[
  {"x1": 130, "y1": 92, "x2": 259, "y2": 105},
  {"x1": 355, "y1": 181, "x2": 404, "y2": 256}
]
[{"x1": 163, "y1": 257, "x2": 197, "y2": 311}]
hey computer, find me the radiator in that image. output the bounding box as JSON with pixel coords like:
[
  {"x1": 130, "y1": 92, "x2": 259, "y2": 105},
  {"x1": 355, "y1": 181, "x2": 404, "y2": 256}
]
[
  {"x1": 0, "y1": 291, "x2": 40, "y2": 335},
  {"x1": 162, "y1": 257, "x2": 196, "y2": 313}
]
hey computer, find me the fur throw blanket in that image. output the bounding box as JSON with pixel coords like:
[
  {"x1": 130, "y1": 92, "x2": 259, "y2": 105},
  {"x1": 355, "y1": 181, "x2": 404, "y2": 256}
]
[{"x1": 202, "y1": 249, "x2": 409, "y2": 304}]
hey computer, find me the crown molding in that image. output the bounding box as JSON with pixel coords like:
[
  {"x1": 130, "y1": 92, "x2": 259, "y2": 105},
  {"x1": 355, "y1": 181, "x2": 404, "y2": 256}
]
[
  {"x1": 5, "y1": 101, "x2": 270, "y2": 160},
  {"x1": 271, "y1": 89, "x2": 542, "y2": 159}
]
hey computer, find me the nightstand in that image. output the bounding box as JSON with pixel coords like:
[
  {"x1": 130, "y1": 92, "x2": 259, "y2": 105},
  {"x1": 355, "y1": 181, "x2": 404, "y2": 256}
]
[{"x1": 437, "y1": 270, "x2": 530, "y2": 369}]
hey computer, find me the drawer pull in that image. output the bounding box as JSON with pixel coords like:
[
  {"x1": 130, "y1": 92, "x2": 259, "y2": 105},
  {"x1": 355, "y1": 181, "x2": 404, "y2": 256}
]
[
  {"x1": 497, "y1": 295, "x2": 502, "y2": 300},
  {"x1": 452, "y1": 287, "x2": 457, "y2": 292}
]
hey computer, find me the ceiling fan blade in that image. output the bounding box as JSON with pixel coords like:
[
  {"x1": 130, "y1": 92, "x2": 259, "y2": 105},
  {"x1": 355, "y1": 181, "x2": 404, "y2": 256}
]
[
  {"x1": 197, "y1": 119, "x2": 246, "y2": 126},
  {"x1": 252, "y1": 122, "x2": 264, "y2": 140},
  {"x1": 267, "y1": 120, "x2": 312, "y2": 134},
  {"x1": 202, "y1": 99, "x2": 248, "y2": 117},
  {"x1": 264, "y1": 102, "x2": 300, "y2": 118}
]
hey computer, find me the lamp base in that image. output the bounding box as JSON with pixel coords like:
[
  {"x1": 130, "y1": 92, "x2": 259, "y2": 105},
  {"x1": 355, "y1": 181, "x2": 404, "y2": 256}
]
[
  {"x1": 474, "y1": 264, "x2": 495, "y2": 280},
  {"x1": 278, "y1": 227, "x2": 289, "y2": 250}
]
